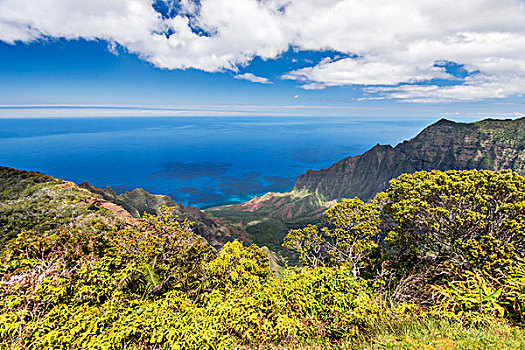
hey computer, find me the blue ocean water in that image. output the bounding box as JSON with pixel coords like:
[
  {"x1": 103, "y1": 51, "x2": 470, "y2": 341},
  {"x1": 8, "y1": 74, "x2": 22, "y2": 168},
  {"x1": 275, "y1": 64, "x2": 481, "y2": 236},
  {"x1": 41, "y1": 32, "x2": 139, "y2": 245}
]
[{"x1": 0, "y1": 116, "x2": 436, "y2": 208}]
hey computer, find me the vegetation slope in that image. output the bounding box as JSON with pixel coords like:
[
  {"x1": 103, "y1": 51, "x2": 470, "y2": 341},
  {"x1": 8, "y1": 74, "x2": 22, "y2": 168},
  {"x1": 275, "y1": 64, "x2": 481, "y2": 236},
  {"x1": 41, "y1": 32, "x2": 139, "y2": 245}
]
[{"x1": 1, "y1": 167, "x2": 524, "y2": 349}]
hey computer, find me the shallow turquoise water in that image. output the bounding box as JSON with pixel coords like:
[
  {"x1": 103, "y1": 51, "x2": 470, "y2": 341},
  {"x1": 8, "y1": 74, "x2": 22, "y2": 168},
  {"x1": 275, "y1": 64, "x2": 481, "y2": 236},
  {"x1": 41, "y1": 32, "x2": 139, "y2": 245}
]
[{"x1": 0, "y1": 116, "x2": 436, "y2": 208}]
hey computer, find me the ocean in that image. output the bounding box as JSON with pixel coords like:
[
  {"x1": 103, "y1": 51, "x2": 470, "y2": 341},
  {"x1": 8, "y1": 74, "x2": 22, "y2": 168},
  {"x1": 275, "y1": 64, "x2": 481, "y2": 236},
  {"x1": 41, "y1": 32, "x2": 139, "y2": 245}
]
[{"x1": 0, "y1": 116, "x2": 436, "y2": 208}]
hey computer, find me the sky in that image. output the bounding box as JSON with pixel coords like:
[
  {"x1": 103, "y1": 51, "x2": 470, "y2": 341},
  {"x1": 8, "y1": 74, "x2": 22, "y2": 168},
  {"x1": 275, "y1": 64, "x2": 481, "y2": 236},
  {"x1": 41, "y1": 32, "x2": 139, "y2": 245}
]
[{"x1": 1, "y1": 0, "x2": 525, "y2": 118}]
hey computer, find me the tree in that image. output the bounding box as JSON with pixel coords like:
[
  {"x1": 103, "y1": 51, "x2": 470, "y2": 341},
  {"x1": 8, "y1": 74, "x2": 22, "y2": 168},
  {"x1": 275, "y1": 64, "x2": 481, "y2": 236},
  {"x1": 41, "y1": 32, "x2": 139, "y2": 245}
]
[
  {"x1": 116, "y1": 205, "x2": 216, "y2": 298},
  {"x1": 383, "y1": 169, "x2": 525, "y2": 274},
  {"x1": 283, "y1": 198, "x2": 382, "y2": 277}
]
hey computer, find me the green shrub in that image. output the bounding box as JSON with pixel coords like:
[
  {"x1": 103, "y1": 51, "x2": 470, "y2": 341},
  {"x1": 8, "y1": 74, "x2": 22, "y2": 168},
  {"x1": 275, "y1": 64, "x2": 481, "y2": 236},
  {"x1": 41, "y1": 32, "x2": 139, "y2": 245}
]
[
  {"x1": 284, "y1": 170, "x2": 525, "y2": 303},
  {"x1": 2, "y1": 169, "x2": 525, "y2": 349},
  {"x1": 433, "y1": 264, "x2": 525, "y2": 322}
]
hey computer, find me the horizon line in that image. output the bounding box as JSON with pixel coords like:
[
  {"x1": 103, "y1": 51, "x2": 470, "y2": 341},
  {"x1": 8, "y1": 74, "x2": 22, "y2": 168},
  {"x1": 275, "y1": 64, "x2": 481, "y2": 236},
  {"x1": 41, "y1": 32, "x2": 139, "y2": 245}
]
[{"x1": 0, "y1": 104, "x2": 522, "y2": 120}]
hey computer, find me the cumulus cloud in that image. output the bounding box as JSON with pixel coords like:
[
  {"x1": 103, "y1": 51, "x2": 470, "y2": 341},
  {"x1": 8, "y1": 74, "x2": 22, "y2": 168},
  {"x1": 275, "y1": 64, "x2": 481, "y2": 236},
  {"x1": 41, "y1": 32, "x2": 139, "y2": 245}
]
[
  {"x1": 1, "y1": 0, "x2": 525, "y2": 102},
  {"x1": 234, "y1": 73, "x2": 272, "y2": 84},
  {"x1": 282, "y1": 57, "x2": 452, "y2": 86}
]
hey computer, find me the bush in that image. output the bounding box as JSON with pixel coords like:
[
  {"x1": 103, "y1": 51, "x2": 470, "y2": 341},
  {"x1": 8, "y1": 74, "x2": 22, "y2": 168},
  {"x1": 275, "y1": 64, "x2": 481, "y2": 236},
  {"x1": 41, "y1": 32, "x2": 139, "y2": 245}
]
[
  {"x1": 2, "y1": 169, "x2": 525, "y2": 348},
  {"x1": 433, "y1": 264, "x2": 525, "y2": 322},
  {"x1": 284, "y1": 170, "x2": 525, "y2": 303}
]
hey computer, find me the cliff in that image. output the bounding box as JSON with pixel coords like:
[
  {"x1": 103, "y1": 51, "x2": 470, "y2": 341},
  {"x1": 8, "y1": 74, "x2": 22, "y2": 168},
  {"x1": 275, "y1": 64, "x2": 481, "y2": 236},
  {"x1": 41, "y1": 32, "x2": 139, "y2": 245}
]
[
  {"x1": 294, "y1": 117, "x2": 525, "y2": 202},
  {"x1": 0, "y1": 167, "x2": 236, "y2": 250},
  {"x1": 0, "y1": 166, "x2": 137, "y2": 245}
]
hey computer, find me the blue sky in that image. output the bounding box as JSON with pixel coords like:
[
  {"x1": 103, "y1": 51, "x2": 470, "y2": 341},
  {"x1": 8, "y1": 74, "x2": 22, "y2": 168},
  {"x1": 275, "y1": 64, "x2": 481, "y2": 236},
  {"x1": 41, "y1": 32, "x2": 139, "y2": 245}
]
[{"x1": 0, "y1": 0, "x2": 524, "y2": 118}]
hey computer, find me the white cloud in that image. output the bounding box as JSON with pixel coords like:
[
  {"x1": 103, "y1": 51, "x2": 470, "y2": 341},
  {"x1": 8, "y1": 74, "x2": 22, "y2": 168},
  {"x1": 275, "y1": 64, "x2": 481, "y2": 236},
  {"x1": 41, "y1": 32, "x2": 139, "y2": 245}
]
[
  {"x1": 234, "y1": 73, "x2": 272, "y2": 84},
  {"x1": 283, "y1": 57, "x2": 452, "y2": 87},
  {"x1": 1, "y1": 0, "x2": 525, "y2": 102},
  {"x1": 363, "y1": 73, "x2": 525, "y2": 103}
]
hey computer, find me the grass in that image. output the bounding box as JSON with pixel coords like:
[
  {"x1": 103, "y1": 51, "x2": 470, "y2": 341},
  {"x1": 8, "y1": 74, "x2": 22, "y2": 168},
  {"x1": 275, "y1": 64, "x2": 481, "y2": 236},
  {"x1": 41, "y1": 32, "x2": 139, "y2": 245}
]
[
  {"x1": 236, "y1": 317, "x2": 525, "y2": 350},
  {"x1": 360, "y1": 317, "x2": 524, "y2": 350}
]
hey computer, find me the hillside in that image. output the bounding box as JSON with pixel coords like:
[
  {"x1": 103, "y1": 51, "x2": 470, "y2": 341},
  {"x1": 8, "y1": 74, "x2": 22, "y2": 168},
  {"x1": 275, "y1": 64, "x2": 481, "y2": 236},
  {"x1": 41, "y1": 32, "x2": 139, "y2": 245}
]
[
  {"x1": 294, "y1": 117, "x2": 525, "y2": 201},
  {"x1": 0, "y1": 166, "x2": 136, "y2": 246},
  {"x1": 79, "y1": 182, "x2": 235, "y2": 249},
  {"x1": 0, "y1": 167, "x2": 238, "y2": 250},
  {"x1": 206, "y1": 117, "x2": 525, "y2": 258}
]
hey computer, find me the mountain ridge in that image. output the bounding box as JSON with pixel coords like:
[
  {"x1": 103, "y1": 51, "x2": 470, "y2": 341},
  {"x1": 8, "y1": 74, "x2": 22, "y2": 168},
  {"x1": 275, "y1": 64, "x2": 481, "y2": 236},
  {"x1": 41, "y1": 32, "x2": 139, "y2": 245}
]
[
  {"x1": 78, "y1": 181, "x2": 237, "y2": 249},
  {"x1": 293, "y1": 117, "x2": 525, "y2": 202}
]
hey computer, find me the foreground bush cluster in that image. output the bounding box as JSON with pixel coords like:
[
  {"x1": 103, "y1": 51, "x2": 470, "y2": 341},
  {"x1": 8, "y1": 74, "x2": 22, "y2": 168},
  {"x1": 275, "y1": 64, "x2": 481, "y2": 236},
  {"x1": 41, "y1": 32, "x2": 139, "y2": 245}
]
[
  {"x1": 0, "y1": 213, "x2": 378, "y2": 348},
  {"x1": 1, "y1": 169, "x2": 525, "y2": 349},
  {"x1": 286, "y1": 169, "x2": 525, "y2": 307}
]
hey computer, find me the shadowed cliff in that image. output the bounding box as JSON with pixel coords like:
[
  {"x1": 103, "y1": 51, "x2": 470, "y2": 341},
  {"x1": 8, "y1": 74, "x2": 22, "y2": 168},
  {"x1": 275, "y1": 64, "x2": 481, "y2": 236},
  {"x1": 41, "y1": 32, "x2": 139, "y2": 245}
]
[{"x1": 294, "y1": 117, "x2": 525, "y2": 202}]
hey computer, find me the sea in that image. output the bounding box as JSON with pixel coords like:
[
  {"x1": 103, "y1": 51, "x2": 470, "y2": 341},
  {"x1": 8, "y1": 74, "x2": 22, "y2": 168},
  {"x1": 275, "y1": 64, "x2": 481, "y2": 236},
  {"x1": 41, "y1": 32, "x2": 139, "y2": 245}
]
[{"x1": 0, "y1": 116, "x2": 438, "y2": 209}]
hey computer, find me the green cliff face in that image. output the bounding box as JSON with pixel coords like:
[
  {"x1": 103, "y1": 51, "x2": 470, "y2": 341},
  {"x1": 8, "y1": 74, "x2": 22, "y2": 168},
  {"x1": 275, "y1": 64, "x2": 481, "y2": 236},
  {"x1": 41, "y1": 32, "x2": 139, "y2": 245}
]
[
  {"x1": 294, "y1": 117, "x2": 525, "y2": 202},
  {"x1": 0, "y1": 167, "x2": 234, "y2": 250},
  {"x1": 0, "y1": 167, "x2": 134, "y2": 246}
]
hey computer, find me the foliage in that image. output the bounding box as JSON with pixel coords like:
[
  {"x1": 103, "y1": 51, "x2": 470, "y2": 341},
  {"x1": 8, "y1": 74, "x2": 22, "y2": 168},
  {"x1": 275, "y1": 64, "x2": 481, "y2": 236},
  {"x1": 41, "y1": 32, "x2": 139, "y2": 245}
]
[
  {"x1": 206, "y1": 240, "x2": 271, "y2": 292},
  {"x1": 117, "y1": 206, "x2": 216, "y2": 298},
  {"x1": 353, "y1": 315, "x2": 525, "y2": 350},
  {"x1": 382, "y1": 169, "x2": 525, "y2": 275},
  {"x1": 284, "y1": 198, "x2": 382, "y2": 277},
  {"x1": 2, "y1": 168, "x2": 525, "y2": 349},
  {"x1": 0, "y1": 189, "x2": 380, "y2": 349},
  {"x1": 433, "y1": 271, "x2": 507, "y2": 318},
  {"x1": 284, "y1": 169, "x2": 525, "y2": 302},
  {"x1": 0, "y1": 229, "x2": 380, "y2": 348},
  {"x1": 0, "y1": 167, "x2": 126, "y2": 246},
  {"x1": 433, "y1": 264, "x2": 525, "y2": 322}
]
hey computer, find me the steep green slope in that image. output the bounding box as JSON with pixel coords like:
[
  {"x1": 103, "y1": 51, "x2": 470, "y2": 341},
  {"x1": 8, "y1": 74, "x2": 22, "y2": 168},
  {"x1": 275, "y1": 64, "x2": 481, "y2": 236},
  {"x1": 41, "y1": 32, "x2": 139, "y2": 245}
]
[
  {"x1": 79, "y1": 182, "x2": 179, "y2": 217},
  {"x1": 79, "y1": 181, "x2": 235, "y2": 249},
  {"x1": 0, "y1": 167, "x2": 134, "y2": 246},
  {"x1": 294, "y1": 117, "x2": 525, "y2": 201},
  {"x1": 0, "y1": 166, "x2": 270, "y2": 254}
]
